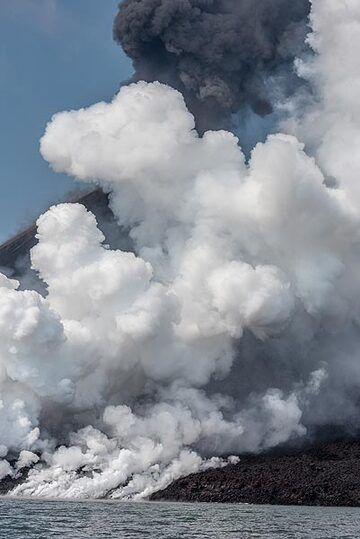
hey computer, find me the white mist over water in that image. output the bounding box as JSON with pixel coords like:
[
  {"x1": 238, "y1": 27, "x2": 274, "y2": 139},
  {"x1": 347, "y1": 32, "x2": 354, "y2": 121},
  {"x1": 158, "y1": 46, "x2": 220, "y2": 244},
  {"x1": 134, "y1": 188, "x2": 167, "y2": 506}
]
[{"x1": 0, "y1": 0, "x2": 360, "y2": 499}]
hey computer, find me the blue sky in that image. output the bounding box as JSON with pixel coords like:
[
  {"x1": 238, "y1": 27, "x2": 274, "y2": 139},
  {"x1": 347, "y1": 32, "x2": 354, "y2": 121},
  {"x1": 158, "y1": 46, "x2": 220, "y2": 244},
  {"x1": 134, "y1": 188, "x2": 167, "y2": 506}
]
[{"x1": 0, "y1": 0, "x2": 132, "y2": 242}]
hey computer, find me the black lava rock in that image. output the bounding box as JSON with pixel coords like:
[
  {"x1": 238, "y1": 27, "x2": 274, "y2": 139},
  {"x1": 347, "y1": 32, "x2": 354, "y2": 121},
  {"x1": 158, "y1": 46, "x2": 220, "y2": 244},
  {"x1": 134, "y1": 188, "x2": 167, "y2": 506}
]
[{"x1": 150, "y1": 440, "x2": 360, "y2": 507}]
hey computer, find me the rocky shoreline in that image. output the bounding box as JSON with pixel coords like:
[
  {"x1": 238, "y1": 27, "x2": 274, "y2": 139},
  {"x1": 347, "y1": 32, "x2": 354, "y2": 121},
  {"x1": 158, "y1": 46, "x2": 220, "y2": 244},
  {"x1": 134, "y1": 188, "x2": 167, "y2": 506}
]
[
  {"x1": 150, "y1": 440, "x2": 360, "y2": 507},
  {"x1": 1, "y1": 440, "x2": 359, "y2": 506}
]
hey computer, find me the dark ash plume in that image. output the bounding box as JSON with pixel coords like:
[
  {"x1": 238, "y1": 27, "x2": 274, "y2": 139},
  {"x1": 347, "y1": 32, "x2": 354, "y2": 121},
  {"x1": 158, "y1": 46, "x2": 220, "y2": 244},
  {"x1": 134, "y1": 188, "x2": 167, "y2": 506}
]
[{"x1": 114, "y1": 0, "x2": 310, "y2": 131}]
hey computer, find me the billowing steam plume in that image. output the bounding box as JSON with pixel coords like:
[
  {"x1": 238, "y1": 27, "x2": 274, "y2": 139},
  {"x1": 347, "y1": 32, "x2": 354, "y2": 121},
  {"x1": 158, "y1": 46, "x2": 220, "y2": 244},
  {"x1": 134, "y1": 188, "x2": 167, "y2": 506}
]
[
  {"x1": 0, "y1": 0, "x2": 359, "y2": 500},
  {"x1": 114, "y1": 0, "x2": 311, "y2": 131}
]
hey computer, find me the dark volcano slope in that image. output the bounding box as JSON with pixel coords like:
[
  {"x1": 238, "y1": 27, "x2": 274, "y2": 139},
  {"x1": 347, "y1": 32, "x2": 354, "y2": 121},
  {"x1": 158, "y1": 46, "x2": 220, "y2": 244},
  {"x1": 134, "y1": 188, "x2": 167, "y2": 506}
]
[
  {"x1": 1, "y1": 440, "x2": 359, "y2": 503},
  {"x1": 150, "y1": 440, "x2": 360, "y2": 507},
  {"x1": 0, "y1": 189, "x2": 131, "y2": 283}
]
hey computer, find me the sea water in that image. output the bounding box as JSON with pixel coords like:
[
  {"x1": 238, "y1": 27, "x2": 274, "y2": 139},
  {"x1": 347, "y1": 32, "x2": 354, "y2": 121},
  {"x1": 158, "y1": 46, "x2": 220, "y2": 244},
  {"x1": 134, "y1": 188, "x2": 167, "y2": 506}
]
[{"x1": 0, "y1": 498, "x2": 359, "y2": 538}]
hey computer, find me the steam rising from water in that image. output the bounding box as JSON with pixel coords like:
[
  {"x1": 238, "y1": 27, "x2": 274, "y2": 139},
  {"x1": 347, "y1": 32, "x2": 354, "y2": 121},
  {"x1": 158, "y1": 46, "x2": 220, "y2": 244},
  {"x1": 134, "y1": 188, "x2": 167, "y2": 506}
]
[{"x1": 1, "y1": 0, "x2": 360, "y2": 499}]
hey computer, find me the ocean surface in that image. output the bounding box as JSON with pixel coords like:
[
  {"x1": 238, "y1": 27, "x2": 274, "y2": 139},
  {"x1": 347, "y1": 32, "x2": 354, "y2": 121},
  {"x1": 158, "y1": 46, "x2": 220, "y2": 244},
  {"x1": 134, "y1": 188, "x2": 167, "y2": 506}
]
[{"x1": 0, "y1": 498, "x2": 359, "y2": 538}]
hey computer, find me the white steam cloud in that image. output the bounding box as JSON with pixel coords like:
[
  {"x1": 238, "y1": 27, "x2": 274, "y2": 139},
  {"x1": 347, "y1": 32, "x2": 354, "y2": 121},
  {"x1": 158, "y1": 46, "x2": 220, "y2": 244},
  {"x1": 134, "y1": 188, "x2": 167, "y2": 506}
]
[{"x1": 0, "y1": 0, "x2": 359, "y2": 499}]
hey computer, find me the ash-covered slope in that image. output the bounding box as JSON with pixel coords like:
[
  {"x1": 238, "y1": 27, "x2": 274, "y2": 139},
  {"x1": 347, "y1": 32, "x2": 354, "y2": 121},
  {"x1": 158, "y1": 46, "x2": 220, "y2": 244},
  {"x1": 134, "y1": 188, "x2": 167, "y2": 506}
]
[
  {"x1": 0, "y1": 190, "x2": 106, "y2": 271},
  {"x1": 150, "y1": 440, "x2": 360, "y2": 507},
  {"x1": 0, "y1": 189, "x2": 130, "y2": 282}
]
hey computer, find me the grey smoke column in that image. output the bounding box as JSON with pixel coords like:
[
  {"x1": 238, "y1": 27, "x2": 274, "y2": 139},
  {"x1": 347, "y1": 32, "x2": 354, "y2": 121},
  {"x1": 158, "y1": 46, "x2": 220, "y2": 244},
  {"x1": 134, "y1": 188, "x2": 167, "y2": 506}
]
[{"x1": 114, "y1": 0, "x2": 310, "y2": 131}]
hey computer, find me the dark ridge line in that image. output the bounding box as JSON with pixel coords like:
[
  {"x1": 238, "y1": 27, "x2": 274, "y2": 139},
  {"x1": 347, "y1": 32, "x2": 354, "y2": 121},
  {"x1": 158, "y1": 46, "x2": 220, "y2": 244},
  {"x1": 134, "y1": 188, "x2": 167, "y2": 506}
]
[{"x1": 0, "y1": 189, "x2": 110, "y2": 272}]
